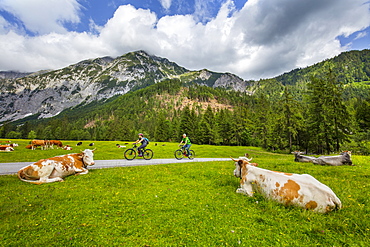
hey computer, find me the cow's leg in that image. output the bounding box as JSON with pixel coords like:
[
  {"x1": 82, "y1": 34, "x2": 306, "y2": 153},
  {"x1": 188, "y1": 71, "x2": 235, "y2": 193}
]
[
  {"x1": 35, "y1": 176, "x2": 64, "y2": 184},
  {"x1": 75, "y1": 168, "x2": 89, "y2": 175},
  {"x1": 236, "y1": 183, "x2": 254, "y2": 197},
  {"x1": 36, "y1": 165, "x2": 64, "y2": 183}
]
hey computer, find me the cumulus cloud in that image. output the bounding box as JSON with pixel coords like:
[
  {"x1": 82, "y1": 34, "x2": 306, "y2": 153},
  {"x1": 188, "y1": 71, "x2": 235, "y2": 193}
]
[
  {"x1": 0, "y1": 0, "x2": 369, "y2": 80},
  {"x1": 0, "y1": 0, "x2": 82, "y2": 34}
]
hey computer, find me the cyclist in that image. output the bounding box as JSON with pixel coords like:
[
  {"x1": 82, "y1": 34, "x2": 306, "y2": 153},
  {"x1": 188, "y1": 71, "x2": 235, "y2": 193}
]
[
  {"x1": 179, "y1": 133, "x2": 191, "y2": 157},
  {"x1": 134, "y1": 133, "x2": 149, "y2": 157}
]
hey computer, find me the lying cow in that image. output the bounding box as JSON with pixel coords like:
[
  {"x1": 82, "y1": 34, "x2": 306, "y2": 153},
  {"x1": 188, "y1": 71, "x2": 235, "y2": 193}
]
[
  {"x1": 63, "y1": 145, "x2": 72, "y2": 150},
  {"x1": 0, "y1": 145, "x2": 14, "y2": 151},
  {"x1": 18, "y1": 149, "x2": 95, "y2": 184},
  {"x1": 232, "y1": 158, "x2": 342, "y2": 213},
  {"x1": 25, "y1": 144, "x2": 33, "y2": 149},
  {"x1": 312, "y1": 151, "x2": 353, "y2": 166},
  {"x1": 292, "y1": 151, "x2": 317, "y2": 163}
]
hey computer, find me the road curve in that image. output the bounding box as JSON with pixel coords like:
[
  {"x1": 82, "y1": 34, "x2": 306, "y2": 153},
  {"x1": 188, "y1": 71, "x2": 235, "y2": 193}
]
[{"x1": 0, "y1": 158, "x2": 231, "y2": 175}]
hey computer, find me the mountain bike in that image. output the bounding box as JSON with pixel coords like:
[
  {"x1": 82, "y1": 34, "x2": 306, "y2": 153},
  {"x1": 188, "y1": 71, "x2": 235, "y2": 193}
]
[
  {"x1": 124, "y1": 144, "x2": 154, "y2": 160},
  {"x1": 174, "y1": 145, "x2": 195, "y2": 160}
]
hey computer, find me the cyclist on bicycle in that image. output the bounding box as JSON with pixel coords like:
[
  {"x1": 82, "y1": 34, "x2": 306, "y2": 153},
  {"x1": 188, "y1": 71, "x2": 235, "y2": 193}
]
[
  {"x1": 179, "y1": 133, "x2": 191, "y2": 157},
  {"x1": 134, "y1": 133, "x2": 149, "y2": 157}
]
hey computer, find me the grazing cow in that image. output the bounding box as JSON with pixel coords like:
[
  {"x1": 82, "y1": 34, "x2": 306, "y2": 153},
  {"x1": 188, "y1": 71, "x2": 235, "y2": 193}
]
[
  {"x1": 312, "y1": 151, "x2": 353, "y2": 166},
  {"x1": 0, "y1": 145, "x2": 14, "y2": 151},
  {"x1": 31, "y1": 140, "x2": 51, "y2": 150},
  {"x1": 50, "y1": 140, "x2": 63, "y2": 148},
  {"x1": 76, "y1": 142, "x2": 82, "y2": 146},
  {"x1": 18, "y1": 149, "x2": 95, "y2": 184},
  {"x1": 89, "y1": 143, "x2": 94, "y2": 146},
  {"x1": 25, "y1": 144, "x2": 33, "y2": 149},
  {"x1": 232, "y1": 158, "x2": 342, "y2": 213},
  {"x1": 292, "y1": 151, "x2": 317, "y2": 163}
]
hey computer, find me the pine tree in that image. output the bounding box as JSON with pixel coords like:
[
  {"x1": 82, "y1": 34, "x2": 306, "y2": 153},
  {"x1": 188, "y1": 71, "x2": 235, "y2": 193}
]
[
  {"x1": 279, "y1": 86, "x2": 304, "y2": 151},
  {"x1": 307, "y1": 64, "x2": 351, "y2": 153},
  {"x1": 154, "y1": 111, "x2": 170, "y2": 141}
]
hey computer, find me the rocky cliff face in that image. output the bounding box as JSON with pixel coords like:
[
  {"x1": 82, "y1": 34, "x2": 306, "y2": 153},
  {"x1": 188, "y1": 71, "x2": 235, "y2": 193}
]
[{"x1": 0, "y1": 50, "x2": 247, "y2": 123}]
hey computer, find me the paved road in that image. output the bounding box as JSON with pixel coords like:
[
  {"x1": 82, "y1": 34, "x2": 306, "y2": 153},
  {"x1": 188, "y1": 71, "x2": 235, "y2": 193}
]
[{"x1": 0, "y1": 158, "x2": 231, "y2": 175}]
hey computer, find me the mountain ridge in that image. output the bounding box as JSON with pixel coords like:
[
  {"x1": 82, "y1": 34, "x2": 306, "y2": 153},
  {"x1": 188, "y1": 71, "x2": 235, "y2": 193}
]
[{"x1": 0, "y1": 50, "x2": 246, "y2": 123}]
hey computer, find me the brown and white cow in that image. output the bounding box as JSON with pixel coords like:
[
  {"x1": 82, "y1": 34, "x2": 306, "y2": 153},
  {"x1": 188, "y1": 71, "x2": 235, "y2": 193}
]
[
  {"x1": 18, "y1": 149, "x2": 95, "y2": 184},
  {"x1": 232, "y1": 158, "x2": 342, "y2": 213},
  {"x1": 0, "y1": 145, "x2": 14, "y2": 151},
  {"x1": 63, "y1": 145, "x2": 72, "y2": 150},
  {"x1": 50, "y1": 140, "x2": 63, "y2": 148},
  {"x1": 31, "y1": 140, "x2": 50, "y2": 150}
]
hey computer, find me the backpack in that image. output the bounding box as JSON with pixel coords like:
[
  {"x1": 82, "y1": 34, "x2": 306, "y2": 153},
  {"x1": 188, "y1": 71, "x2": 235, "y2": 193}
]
[{"x1": 143, "y1": 137, "x2": 149, "y2": 144}]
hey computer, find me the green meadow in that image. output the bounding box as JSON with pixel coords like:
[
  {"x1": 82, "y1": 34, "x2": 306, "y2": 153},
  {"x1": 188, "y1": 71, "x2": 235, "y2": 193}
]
[{"x1": 0, "y1": 140, "x2": 369, "y2": 246}]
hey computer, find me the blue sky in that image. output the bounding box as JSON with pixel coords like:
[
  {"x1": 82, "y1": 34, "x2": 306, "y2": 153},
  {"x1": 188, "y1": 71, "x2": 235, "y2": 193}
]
[{"x1": 0, "y1": 0, "x2": 369, "y2": 80}]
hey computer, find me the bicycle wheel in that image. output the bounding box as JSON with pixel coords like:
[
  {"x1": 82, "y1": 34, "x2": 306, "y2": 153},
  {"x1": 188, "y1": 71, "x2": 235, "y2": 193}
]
[
  {"x1": 143, "y1": 149, "x2": 153, "y2": 160},
  {"x1": 174, "y1": 149, "x2": 184, "y2": 160},
  {"x1": 124, "y1": 148, "x2": 136, "y2": 160},
  {"x1": 188, "y1": 150, "x2": 195, "y2": 160}
]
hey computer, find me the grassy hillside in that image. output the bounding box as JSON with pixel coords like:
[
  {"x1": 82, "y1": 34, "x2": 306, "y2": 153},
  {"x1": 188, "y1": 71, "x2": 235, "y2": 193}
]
[{"x1": 1, "y1": 144, "x2": 369, "y2": 246}]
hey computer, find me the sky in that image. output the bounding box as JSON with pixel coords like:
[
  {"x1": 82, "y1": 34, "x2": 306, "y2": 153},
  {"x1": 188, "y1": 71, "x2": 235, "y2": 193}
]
[{"x1": 0, "y1": 0, "x2": 369, "y2": 80}]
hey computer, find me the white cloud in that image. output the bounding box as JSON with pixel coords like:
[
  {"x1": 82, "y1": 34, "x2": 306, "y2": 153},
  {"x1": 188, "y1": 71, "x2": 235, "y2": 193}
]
[
  {"x1": 159, "y1": 0, "x2": 172, "y2": 10},
  {"x1": 0, "y1": 0, "x2": 369, "y2": 80},
  {"x1": 0, "y1": 0, "x2": 82, "y2": 34},
  {"x1": 355, "y1": 31, "x2": 367, "y2": 40}
]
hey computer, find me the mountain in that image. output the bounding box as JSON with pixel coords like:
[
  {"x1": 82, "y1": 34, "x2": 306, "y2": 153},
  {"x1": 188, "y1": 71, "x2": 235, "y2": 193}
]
[
  {"x1": 275, "y1": 49, "x2": 370, "y2": 85},
  {"x1": 0, "y1": 71, "x2": 32, "y2": 79},
  {"x1": 0, "y1": 50, "x2": 247, "y2": 123}
]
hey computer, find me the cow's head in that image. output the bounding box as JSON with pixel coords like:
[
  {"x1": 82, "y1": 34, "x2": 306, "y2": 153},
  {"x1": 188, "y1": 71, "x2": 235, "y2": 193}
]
[
  {"x1": 231, "y1": 157, "x2": 258, "y2": 178},
  {"x1": 81, "y1": 149, "x2": 95, "y2": 166},
  {"x1": 340, "y1": 151, "x2": 352, "y2": 157}
]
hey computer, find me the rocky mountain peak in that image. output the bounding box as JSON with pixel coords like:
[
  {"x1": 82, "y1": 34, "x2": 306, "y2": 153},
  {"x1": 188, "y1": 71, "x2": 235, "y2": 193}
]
[{"x1": 0, "y1": 50, "x2": 247, "y2": 123}]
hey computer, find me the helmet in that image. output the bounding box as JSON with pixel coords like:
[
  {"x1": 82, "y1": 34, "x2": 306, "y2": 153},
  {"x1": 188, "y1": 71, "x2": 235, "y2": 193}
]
[{"x1": 138, "y1": 133, "x2": 143, "y2": 136}]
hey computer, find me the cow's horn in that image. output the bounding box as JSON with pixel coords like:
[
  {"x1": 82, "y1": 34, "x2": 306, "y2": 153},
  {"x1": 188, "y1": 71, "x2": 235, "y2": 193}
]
[{"x1": 230, "y1": 156, "x2": 237, "y2": 162}]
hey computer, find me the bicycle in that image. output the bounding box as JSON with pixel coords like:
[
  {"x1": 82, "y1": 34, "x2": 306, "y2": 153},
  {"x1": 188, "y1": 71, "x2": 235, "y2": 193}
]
[
  {"x1": 174, "y1": 145, "x2": 195, "y2": 160},
  {"x1": 124, "y1": 144, "x2": 154, "y2": 160}
]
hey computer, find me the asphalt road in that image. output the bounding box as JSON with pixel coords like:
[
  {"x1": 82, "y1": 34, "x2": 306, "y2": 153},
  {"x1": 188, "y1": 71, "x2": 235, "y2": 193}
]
[{"x1": 0, "y1": 158, "x2": 231, "y2": 175}]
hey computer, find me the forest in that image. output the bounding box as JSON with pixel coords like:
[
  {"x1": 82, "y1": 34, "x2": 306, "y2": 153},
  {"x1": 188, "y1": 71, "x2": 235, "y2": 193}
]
[{"x1": 1, "y1": 50, "x2": 370, "y2": 154}]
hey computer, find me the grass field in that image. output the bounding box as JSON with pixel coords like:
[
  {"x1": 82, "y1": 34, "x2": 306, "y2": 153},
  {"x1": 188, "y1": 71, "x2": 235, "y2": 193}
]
[{"x1": 0, "y1": 140, "x2": 369, "y2": 246}]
